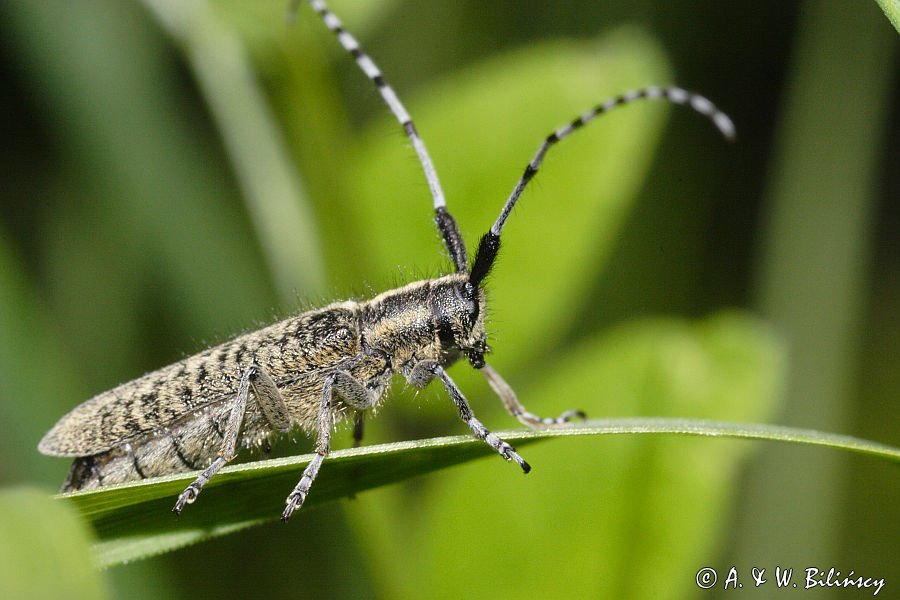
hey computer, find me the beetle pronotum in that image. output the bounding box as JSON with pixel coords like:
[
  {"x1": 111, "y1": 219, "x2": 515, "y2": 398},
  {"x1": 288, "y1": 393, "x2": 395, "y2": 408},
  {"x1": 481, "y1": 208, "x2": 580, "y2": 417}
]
[{"x1": 39, "y1": 0, "x2": 734, "y2": 521}]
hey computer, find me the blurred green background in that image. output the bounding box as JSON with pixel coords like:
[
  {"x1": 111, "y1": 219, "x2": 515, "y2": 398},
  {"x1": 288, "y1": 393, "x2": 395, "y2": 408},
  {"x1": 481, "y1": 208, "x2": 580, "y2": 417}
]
[{"x1": 0, "y1": 0, "x2": 897, "y2": 598}]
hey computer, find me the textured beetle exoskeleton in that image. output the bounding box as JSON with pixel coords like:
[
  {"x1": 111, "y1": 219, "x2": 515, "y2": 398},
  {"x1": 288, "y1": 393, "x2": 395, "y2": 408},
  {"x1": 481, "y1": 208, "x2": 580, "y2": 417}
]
[{"x1": 40, "y1": 0, "x2": 734, "y2": 520}]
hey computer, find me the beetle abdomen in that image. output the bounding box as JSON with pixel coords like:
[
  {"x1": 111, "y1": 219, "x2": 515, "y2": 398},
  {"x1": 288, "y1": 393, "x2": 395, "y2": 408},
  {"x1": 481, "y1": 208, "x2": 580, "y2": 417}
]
[{"x1": 39, "y1": 302, "x2": 361, "y2": 458}]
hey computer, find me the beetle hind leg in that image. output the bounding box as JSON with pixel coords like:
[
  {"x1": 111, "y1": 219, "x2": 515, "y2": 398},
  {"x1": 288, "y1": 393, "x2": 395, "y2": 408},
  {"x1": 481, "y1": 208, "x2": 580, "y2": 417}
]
[
  {"x1": 173, "y1": 363, "x2": 291, "y2": 515},
  {"x1": 61, "y1": 455, "x2": 101, "y2": 492}
]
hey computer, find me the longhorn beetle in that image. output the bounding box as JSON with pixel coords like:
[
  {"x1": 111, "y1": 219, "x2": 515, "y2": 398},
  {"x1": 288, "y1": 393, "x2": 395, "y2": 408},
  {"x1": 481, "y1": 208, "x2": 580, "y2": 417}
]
[{"x1": 39, "y1": 0, "x2": 735, "y2": 521}]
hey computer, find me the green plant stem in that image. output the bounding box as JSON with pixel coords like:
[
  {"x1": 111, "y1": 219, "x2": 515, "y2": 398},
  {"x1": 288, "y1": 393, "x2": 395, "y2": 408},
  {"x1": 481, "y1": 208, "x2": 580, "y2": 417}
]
[
  {"x1": 746, "y1": 0, "x2": 896, "y2": 571},
  {"x1": 141, "y1": 0, "x2": 326, "y2": 301}
]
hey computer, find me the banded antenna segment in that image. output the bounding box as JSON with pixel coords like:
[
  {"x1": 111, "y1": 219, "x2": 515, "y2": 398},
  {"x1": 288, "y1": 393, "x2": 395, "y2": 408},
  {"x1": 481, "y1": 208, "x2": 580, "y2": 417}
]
[
  {"x1": 492, "y1": 86, "x2": 734, "y2": 237},
  {"x1": 299, "y1": 0, "x2": 470, "y2": 271},
  {"x1": 469, "y1": 86, "x2": 734, "y2": 288}
]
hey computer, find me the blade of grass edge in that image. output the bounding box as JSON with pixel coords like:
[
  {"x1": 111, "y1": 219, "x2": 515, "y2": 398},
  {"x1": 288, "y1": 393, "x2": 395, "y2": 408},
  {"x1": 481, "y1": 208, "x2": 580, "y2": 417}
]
[
  {"x1": 875, "y1": 0, "x2": 900, "y2": 34},
  {"x1": 55, "y1": 419, "x2": 899, "y2": 568}
]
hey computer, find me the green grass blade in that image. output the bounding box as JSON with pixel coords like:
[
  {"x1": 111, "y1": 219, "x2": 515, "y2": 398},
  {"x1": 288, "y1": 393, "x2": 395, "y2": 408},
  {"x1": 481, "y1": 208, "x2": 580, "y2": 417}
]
[
  {"x1": 875, "y1": 0, "x2": 900, "y2": 34},
  {"x1": 57, "y1": 420, "x2": 898, "y2": 568},
  {"x1": 745, "y1": 0, "x2": 896, "y2": 571},
  {"x1": 141, "y1": 0, "x2": 326, "y2": 300}
]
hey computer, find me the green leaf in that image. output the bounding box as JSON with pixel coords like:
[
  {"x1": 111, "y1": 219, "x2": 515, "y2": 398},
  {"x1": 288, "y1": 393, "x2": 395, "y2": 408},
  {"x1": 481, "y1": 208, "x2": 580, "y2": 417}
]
[
  {"x1": 875, "y1": 0, "x2": 900, "y2": 34},
  {"x1": 61, "y1": 417, "x2": 898, "y2": 569},
  {"x1": 0, "y1": 487, "x2": 110, "y2": 599}
]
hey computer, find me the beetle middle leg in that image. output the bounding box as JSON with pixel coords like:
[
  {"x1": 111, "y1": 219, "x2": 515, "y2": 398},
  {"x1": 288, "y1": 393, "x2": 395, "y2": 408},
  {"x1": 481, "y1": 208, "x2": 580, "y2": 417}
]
[
  {"x1": 173, "y1": 363, "x2": 291, "y2": 514},
  {"x1": 281, "y1": 370, "x2": 378, "y2": 521}
]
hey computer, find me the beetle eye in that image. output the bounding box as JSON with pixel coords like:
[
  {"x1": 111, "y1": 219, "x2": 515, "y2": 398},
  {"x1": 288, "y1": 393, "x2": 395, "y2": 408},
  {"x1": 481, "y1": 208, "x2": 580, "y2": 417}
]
[{"x1": 461, "y1": 283, "x2": 480, "y2": 324}]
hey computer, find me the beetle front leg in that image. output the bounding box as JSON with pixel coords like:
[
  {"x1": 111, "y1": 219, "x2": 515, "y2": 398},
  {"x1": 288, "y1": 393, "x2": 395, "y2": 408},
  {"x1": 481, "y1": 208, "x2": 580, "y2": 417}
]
[
  {"x1": 482, "y1": 362, "x2": 585, "y2": 428},
  {"x1": 416, "y1": 361, "x2": 530, "y2": 473},
  {"x1": 174, "y1": 363, "x2": 290, "y2": 514}
]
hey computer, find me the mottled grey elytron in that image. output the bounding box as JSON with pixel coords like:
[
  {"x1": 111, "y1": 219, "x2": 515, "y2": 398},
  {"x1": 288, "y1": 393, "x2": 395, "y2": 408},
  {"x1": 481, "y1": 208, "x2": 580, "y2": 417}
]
[{"x1": 39, "y1": 0, "x2": 734, "y2": 521}]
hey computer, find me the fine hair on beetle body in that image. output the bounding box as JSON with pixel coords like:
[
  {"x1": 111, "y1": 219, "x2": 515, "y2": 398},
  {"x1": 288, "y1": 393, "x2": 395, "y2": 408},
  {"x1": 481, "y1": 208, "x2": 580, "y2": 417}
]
[{"x1": 38, "y1": 0, "x2": 735, "y2": 522}]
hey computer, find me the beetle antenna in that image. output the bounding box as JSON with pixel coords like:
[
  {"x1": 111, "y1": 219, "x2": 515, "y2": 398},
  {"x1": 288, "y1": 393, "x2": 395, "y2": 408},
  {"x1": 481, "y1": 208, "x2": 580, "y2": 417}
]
[
  {"x1": 469, "y1": 86, "x2": 734, "y2": 288},
  {"x1": 301, "y1": 0, "x2": 469, "y2": 272}
]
